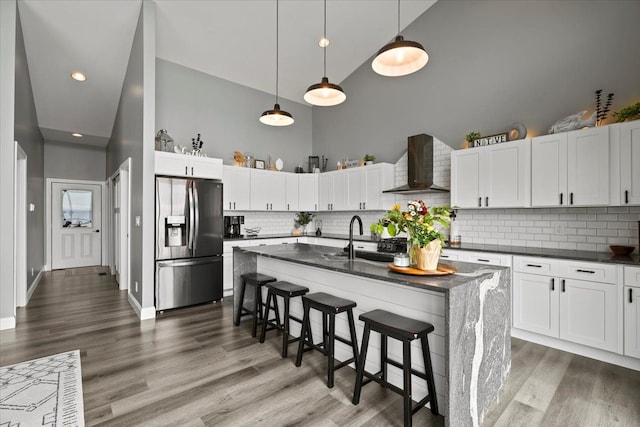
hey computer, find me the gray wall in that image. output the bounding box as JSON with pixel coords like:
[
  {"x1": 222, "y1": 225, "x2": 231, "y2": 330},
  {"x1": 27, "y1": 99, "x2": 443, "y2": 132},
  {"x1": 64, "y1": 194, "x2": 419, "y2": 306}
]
[
  {"x1": 15, "y1": 6, "x2": 45, "y2": 293},
  {"x1": 44, "y1": 141, "x2": 106, "y2": 181},
  {"x1": 0, "y1": 0, "x2": 16, "y2": 326},
  {"x1": 312, "y1": 0, "x2": 640, "y2": 162},
  {"x1": 106, "y1": 1, "x2": 153, "y2": 308},
  {"x1": 156, "y1": 59, "x2": 312, "y2": 172}
]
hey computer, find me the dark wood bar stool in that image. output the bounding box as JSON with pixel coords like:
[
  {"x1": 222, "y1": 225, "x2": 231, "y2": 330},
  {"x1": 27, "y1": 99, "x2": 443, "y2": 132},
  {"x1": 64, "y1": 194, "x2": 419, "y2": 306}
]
[
  {"x1": 234, "y1": 272, "x2": 277, "y2": 337},
  {"x1": 352, "y1": 309, "x2": 439, "y2": 427},
  {"x1": 295, "y1": 292, "x2": 359, "y2": 388},
  {"x1": 259, "y1": 281, "x2": 309, "y2": 358}
]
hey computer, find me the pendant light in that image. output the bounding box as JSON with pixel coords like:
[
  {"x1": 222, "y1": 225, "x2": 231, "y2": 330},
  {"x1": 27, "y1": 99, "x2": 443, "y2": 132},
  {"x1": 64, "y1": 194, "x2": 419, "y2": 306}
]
[
  {"x1": 303, "y1": 0, "x2": 346, "y2": 107},
  {"x1": 372, "y1": 0, "x2": 429, "y2": 77},
  {"x1": 260, "y1": 0, "x2": 294, "y2": 126}
]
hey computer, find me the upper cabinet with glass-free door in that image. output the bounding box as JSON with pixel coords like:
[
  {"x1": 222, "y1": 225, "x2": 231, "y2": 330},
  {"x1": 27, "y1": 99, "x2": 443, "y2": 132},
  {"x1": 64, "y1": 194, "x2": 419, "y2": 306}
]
[
  {"x1": 611, "y1": 121, "x2": 640, "y2": 206},
  {"x1": 451, "y1": 139, "x2": 531, "y2": 208},
  {"x1": 531, "y1": 127, "x2": 609, "y2": 207}
]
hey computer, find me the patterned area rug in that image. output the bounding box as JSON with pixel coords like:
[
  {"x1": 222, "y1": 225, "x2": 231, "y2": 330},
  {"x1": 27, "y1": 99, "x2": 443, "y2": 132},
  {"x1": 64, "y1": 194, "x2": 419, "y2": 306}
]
[{"x1": 0, "y1": 350, "x2": 84, "y2": 426}]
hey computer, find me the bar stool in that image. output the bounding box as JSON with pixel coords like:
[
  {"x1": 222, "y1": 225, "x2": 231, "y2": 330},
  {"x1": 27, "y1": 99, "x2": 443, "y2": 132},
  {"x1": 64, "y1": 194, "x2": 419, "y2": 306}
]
[
  {"x1": 259, "y1": 281, "x2": 309, "y2": 358},
  {"x1": 295, "y1": 292, "x2": 359, "y2": 388},
  {"x1": 352, "y1": 309, "x2": 439, "y2": 427},
  {"x1": 234, "y1": 272, "x2": 277, "y2": 337}
]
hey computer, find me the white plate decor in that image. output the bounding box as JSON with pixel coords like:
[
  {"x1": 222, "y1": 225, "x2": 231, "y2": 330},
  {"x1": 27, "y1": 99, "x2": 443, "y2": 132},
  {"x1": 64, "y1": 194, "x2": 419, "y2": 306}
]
[{"x1": 275, "y1": 158, "x2": 283, "y2": 171}]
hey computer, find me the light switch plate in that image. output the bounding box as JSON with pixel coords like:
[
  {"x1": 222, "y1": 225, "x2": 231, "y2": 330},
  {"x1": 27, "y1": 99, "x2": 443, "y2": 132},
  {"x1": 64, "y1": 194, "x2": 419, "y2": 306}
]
[
  {"x1": 29, "y1": 203, "x2": 35, "y2": 212},
  {"x1": 135, "y1": 216, "x2": 141, "y2": 226}
]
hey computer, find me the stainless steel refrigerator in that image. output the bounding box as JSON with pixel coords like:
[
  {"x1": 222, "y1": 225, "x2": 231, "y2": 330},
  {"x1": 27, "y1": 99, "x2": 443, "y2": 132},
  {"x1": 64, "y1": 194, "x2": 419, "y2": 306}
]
[{"x1": 155, "y1": 176, "x2": 223, "y2": 310}]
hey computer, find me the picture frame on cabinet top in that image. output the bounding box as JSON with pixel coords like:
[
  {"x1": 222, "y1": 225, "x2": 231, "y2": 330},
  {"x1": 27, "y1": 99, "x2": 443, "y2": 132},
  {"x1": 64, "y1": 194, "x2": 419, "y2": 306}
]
[{"x1": 254, "y1": 159, "x2": 265, "y2": 170}]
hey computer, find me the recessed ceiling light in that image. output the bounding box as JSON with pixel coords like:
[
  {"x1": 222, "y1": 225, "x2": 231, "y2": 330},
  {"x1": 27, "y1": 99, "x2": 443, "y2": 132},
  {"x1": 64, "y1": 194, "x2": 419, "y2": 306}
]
[
  {"x1": 71, "y1": 72, "x2": 87, "y2": 82},
  {"x1": 319, "y1": 37, "x2": 329, "y2": 47},
  {"x1": 71, "y1": 133, "x2": 83, "y2": 137}
]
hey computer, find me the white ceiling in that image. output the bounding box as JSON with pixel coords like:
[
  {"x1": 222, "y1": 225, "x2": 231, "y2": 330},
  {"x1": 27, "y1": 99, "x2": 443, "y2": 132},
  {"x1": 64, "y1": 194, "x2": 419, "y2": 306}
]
[{"x1": 17, "y1": 0, "x2": 436, "y2": 147}]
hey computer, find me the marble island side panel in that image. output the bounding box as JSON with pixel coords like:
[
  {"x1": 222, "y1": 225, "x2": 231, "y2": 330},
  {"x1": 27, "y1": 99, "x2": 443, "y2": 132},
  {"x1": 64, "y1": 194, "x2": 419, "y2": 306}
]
[{"x1": 233, "y1": 243, "x2": 511, "y2": 427}]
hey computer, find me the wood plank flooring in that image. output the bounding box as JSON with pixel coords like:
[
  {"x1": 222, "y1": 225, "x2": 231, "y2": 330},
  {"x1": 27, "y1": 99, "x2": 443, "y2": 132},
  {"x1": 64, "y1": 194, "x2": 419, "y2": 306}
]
[{"x1": 1, "y1": 267, "x2": 639, "y2": 426}]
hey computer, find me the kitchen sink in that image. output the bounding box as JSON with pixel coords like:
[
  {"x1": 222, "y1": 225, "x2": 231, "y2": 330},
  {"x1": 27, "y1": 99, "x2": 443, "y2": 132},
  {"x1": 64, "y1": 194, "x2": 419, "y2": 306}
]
[{"x1": 323, "y1": 250, "x2": 393, "y2": 263}]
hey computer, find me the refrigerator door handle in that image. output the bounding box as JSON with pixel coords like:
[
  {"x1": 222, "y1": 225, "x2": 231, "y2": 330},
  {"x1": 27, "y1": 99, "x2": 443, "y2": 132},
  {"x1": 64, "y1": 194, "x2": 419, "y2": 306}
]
[
  {"x1": 157, "y1": 257, "x2": 219, "y2": 268},
  {"x1": 188, "y1": 181, "x2": 195, "y2": 250},
  {"x1": 193, "y1": 180, "x2": 200, "y2": 253}
]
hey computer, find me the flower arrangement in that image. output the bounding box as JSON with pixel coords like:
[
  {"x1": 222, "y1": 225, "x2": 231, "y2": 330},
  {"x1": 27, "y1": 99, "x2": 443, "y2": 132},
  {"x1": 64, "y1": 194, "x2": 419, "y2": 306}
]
[{"x1": 370, "y1": 201, "x2": 451, "y2": 248}]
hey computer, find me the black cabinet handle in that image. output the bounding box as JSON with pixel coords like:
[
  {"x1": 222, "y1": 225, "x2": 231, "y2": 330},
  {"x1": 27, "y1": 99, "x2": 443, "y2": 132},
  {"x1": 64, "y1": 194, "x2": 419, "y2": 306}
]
[
  {"x1": 485, "y1": 196, "x2": 489, "y2": 207},
  {"x1": 526, "y1": 264, "x2": 542, "y2": 268},
  {"x1": 570, "y1": 192, "x2": 574, "y2": 205},
  {"x1": 363, "y1": 202, "x2": 366, "y2": 209},
  {"x1": 185, "y1": 166, "x2": 188, "y2": 175},
  {"x1": 576, "y1": 269, "x2": 595, "y2": 274},
  {"x1": 551, "y1": 278, "x2": 555, "y2": 291},
  {"x1": 478, "y1": 197, "x2": 482, "y2": 207},
  {"x1": 560, "y1": 193, "x2": 563, "y2": 205},
  {"x1": 191, "y1": 167, "x2": 194, "y2": 176},
  {"x1": 477, "y1": 258, "x2": 490, "y2": 263},
  {"x1": 233, "y1": 202, "x2": 236, "y2": 209},
  {"x1": 287, "y1": 203, "x2": 290, "y2": 210},
  {"x1": 561, "y1": 279, "x2": 566, "y2": 292},
  {"x1": 630, "y1": 288, "x2": 633, "y2": 303},
  {"x1": 625, "y1": 190, "x2": 629, "y2": 204},
  {"x1": 441, "y1": 255, "x2": 449, "y2": 259}
]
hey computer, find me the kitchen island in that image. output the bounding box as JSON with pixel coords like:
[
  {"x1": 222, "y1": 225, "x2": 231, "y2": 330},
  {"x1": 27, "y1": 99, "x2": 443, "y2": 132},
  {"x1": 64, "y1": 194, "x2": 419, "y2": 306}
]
[{"x1": 233, "y1": 243, "x2": 511, "y2": 427}]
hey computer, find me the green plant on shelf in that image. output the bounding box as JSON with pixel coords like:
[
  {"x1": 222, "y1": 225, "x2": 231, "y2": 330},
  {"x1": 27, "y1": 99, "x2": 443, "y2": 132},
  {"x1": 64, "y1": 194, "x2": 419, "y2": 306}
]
[{"x1": 295, "y1": 211, "x2": 313, "y2": 227}]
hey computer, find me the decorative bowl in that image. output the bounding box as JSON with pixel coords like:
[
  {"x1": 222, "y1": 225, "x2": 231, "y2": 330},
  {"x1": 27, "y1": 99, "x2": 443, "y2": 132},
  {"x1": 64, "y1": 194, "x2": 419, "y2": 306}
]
[{"x1": 609, "y1": 245, "x2": 635, "y2": 256}]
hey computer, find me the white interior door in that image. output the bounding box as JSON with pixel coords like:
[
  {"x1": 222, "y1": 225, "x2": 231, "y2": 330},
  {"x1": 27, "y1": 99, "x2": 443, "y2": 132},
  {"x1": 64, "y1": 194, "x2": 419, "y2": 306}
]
[
  {"x1": 51, "y1": 182, "x2": 102, "y2": 269},
  {"x1": 113, "y1": 175, "x2": 121, "y2": 283}
]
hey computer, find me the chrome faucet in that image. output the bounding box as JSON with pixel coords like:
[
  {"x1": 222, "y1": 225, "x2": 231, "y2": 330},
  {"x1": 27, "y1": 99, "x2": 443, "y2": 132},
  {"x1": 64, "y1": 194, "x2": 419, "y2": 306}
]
[{"x1": 349, "y1": 215, "x2": 363, "y2": 260}]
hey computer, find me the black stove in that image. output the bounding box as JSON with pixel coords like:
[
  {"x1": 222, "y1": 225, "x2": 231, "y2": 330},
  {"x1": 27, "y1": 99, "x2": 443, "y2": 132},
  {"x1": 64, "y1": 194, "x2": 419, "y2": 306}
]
[{"x1": 377, "y1": 238, "x2": 408, "y2": 254}]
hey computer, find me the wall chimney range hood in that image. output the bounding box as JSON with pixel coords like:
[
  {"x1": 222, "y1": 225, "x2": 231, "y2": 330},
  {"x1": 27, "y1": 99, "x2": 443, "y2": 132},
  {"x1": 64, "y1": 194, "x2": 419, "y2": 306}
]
[{"x1": 383, "y1": 133, "x2": 450, "y2": 194}]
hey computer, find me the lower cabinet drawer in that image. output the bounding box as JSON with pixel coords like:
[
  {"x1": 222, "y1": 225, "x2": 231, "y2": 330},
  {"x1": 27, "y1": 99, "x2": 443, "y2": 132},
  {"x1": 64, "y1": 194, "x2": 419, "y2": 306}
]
[
  {"x1": 513, "y1": 256, "x2": 559, "y2": 276},
  {"x1": 561, "y1": 261, "x2": 618, "y2": 284}
]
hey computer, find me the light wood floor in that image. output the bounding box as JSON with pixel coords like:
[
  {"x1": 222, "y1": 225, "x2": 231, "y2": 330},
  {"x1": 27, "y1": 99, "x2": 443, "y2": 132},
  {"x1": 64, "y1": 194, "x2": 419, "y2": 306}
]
[{"x1": 1, "y1": 267, "x2": 639, "y2": 426}]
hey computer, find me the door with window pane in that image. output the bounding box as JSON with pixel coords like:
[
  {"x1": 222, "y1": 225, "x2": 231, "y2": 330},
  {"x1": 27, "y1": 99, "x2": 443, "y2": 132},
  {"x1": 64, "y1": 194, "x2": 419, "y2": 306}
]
[{"x1": 51, "y1": 182, "x2": 102, "y2": 269}]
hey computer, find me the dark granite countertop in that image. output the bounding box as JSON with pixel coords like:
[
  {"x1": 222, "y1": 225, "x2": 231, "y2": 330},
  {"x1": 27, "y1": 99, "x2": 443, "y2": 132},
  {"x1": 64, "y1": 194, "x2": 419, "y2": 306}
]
[
  {"x1": 226, "y1": 234, "x2": 639, "y2": 265},
  {"x1": 235, "y1": 243, "x2": 507, "y2": 294},
  {"x1": 445, "y1": 243, "x2": 639, "y2": 266}
]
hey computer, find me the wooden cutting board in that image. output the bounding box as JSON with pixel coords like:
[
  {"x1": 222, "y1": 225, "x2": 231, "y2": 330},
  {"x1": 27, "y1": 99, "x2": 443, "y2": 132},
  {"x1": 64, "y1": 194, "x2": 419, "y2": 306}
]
[{"x1": 387, "y1": 263, "x2": 457, "y2": 276}]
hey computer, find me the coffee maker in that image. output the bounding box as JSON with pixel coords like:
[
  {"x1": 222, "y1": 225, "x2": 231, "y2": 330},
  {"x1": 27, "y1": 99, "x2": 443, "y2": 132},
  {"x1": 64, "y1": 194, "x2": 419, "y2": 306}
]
[{"x1": 224, "y1": 215, "x2": 244, "y2": 238}]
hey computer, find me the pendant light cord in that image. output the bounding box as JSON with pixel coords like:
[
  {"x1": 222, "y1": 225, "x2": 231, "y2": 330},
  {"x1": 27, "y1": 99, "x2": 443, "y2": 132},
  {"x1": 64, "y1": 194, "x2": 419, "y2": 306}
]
[
  {"x1": 323, "y1": 0, "x2": 327, "y2": 77},
  {"x1": 397, "y1": 0, "x2": 401, "y2": 36},
  {"x1": 275, "y1": 0, "x2": 280, "y2": 104}
]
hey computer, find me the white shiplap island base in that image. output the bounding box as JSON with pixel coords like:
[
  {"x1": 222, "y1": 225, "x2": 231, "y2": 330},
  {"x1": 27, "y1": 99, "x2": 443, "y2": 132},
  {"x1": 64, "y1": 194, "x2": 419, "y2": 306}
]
[{"x1": 233, "y1": 243, "x2": 511, "y2": 427}]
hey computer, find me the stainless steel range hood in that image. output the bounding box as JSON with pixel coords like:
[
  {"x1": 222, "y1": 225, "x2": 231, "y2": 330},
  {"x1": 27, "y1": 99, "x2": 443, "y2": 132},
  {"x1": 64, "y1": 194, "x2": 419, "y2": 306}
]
[{"x1": 383, "y1": 134, "x2": 450, "y2": 194}]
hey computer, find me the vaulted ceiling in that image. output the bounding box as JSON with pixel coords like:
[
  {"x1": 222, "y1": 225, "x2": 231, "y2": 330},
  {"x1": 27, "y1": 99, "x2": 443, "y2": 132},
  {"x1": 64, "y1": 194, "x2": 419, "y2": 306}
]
[{"x1": 17, "y1": 0, "x2": 436, "y2": 147}]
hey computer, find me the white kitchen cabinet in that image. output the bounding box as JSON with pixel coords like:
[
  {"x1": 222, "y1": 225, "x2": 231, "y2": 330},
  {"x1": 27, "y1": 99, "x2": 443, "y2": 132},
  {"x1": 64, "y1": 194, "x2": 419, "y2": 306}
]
[
  {"x1": 616, "y1": 121, "x2": 640, "y2": 206},
  {"x1": 285, "y1": 173, "x2": 299, "y2": 211},
  {"x1": 531, "y1": 126, "x2": 610, "y2": 206},
  {"x1": 512, "y1": 256, "x2": 620, "y2": 353},
  {"x1": 298, "y1": 174, "x2": 318, "y2": 211},
  {"x1": 439, "y1": 249, "x2": 461, "y2": 261},
  {"x1": 451, "y1": 139, "x2": 530, "y2": 208},
  {"x1": 250, "y1": 169, "x2": 287, "y2": 211},
  {"x1": 319, "y1": 171, "x2": 346, "y2": 211},
  {"x1": 222, "y1": 165, "x2": 251, "y2": 211},
  {"x1": 567, "y1": 126, "x2": 610, "y2": 206},
  {"x1": 155, "y1": 151, "x2": 223, "y2": 180},
  {"x1": 457, "y1": 250, "x2": 512, "y2": 267},
  {"x1": 513, "y1": 272, "x2": 559, "y2": 337},
  {"x1": 346, "y1": 168, "x2": 364, "y2": 210},
  {"x1": 624, "y1": 285, "x2": 640, "y2": 359},
  {"x1": 560, "y1": 277, "x2": 618, "y2": 353},
  {"x1": 624, "y1": 266, "x2": 640, "y2": 358},
  {"x1": 362, "y1": 164, "x2": 395, "y2": 210}
]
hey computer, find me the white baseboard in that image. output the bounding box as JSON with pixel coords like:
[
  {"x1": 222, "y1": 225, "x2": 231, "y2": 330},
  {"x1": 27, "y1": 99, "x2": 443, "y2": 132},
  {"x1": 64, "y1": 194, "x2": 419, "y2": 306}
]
[
  {"x1": 44, "y1": 264, "x2": 50, "y2": 272},
  {"x1": 512, "y1": 328, "x2": 640, "y2": 371},
  {"x1": 127, "y1": 292, "x2": 156, "y2": 320},
  {"x1": 25, "y1": 268, "x2": 44, "y2": 305},
  {"x1": 0, "y1": 316, "x2": 16, "y2": 330}
]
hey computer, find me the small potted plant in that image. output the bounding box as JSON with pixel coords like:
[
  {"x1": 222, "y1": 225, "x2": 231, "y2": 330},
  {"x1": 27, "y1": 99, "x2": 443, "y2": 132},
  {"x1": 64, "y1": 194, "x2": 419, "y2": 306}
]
[
  {"x1": 363, "y1": 154, "x2": 376, "y2": 165},
  {"x1": 465, "y1": 131, "x2": 481, "y2": 148},
  {"x1": 295, "y1": 211, "x2": 314, "y2": 235}
]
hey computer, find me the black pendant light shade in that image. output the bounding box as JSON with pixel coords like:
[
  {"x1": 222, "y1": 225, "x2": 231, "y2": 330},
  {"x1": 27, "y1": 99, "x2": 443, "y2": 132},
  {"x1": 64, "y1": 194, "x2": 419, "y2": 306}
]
[
  {"x1": 260, "y1": 103, "x2": 294, "y2": 126},
  {"x1": 372, "y1": 1, "x2": 428, "y2": 77},
  {"x1": 304, "y1": 0, "x2": 346, "y2": 107},
  {"x1": 304, "y1": 77, "x2": 346, "y2": 106},
  {"x1": 261, "y1": 0, "x2": 294, "y2": 126}
]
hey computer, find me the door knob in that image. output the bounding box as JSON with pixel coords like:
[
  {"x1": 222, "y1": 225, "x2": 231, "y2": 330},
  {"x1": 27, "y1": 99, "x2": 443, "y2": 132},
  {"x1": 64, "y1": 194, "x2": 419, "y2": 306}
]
[{"x1": 95, "y1": 230, "x2": 100, "y2": 233}]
